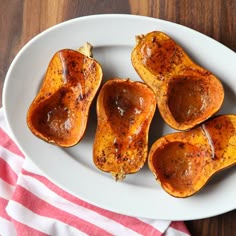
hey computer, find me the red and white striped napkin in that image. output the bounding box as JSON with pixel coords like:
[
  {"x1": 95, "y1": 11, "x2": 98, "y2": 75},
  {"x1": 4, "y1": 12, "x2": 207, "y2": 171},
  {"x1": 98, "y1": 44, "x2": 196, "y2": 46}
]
[{"x1": 0, "y1": 108, "x2": 190, "y2": 236}]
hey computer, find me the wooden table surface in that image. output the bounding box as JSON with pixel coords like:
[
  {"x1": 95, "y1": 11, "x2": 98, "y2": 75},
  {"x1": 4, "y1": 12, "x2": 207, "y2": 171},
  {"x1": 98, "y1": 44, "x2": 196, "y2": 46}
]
[{"x1": 1, "y1": 1, "x2": 235, "y2": 235}]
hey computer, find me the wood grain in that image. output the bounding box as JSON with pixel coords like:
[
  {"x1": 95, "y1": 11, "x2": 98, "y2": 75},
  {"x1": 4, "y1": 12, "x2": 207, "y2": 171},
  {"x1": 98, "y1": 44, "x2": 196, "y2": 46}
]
[
  {"x1": 0, "y1": 1, "x2": 235, "y2": 235},
  {"x1": 129, "y1": 0, "x2": 236, "y2": 51}
]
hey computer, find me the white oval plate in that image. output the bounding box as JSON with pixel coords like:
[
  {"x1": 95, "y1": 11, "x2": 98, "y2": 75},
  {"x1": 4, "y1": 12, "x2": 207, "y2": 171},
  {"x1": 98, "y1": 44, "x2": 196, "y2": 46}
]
[{"x1": 3, "y1": 14, "x2": 236, "y2": 220}]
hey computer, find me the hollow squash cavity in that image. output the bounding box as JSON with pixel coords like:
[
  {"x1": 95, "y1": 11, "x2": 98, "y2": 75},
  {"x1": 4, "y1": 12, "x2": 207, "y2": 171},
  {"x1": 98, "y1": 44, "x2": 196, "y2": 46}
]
[{"x1": 152, "y1": 141, "x2": 206, "y2": 193}]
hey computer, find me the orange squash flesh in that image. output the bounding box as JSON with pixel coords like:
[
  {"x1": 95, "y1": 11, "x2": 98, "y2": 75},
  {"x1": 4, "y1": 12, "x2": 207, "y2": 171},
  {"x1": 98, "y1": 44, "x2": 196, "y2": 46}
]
[
  {"x1": 27, "y1": 44, "x2": 103, "y2": 147},
  {"x1": 93, "y1": 78, "x2": 156, "y2": 180},
  {"x1": 148, "y1": 115, "x2": 236, "y2": 198},
  {"x1": 131, "y1": 31, "x2": 224, "y2": 130}
]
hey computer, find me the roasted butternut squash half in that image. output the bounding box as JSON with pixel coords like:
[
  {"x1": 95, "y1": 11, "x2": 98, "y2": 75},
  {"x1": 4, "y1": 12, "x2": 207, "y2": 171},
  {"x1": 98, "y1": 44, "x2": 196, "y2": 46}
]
[
  {"x1": 27, "y1": 43, "x2": 103, "y2": 147},
  {"x1": 93, "y1": 78, "x2": 156, "y2": 180},
  {"x1": 131, "y1": 31, "x2": 224, "y2": 130},
  {"x1": 148, "y1": 115, "x2": 236, "y2": 198}
]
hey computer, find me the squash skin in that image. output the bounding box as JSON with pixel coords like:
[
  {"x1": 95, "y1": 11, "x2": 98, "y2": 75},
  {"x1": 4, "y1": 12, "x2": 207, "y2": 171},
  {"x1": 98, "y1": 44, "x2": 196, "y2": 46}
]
[
  {"x1": 148, "y1": 115, "x2": 236, "y2": 198},
  {"x1": 131, "y1": 31, "x2": 224, "y2": 130},
  {"x1": 27, "y1": 48, "x2": 103, "y2": 147},
  {"x1": 93, "y1": 78, "x2": 156, "y2": 180}
]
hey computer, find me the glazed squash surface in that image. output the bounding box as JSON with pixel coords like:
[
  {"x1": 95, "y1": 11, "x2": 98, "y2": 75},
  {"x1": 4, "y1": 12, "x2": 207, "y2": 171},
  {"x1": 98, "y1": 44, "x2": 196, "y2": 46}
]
[
  {"x1": 148, "y1": 115, "x2": 236, "y2": 198},
  {"x1": 26, "y1": 34, "x2": 234, "y2": 198},
  {"x1": 27, "y1": 45, "x2": 103, "y2": 147},
  {"x1": 93, "y1": 78, "x2": 156, "y2": 180},
  {"x1": 131, "y1": 31, "x2": 224, "y2": 130}
]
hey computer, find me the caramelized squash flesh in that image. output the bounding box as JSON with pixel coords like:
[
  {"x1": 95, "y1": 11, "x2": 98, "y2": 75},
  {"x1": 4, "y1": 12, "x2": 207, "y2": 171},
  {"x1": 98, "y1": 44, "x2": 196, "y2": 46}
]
[
  {"x1": 27, "y1": 45, "x2": 103, "y2": 147},
  {"x1": 131, "y1": 31, "x2": 224, "y2": 130},
  {"x1": 148, "y1": 115, "x2": 236, "y2": 198},
  {"x1": 93, "y1": 78, "x2": 156, "y2": 180}
]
